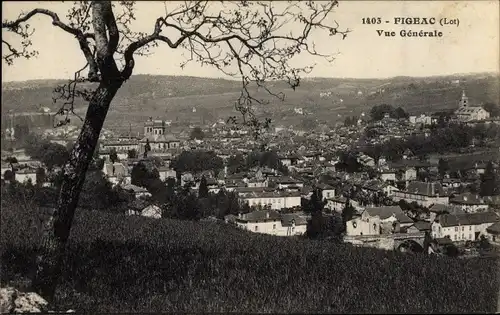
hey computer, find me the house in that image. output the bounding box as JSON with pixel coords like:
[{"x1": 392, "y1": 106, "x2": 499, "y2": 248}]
[
  {"x1": 325, "y1": 196, "x2": 347, "y2": 212},
  {"x1": 431, "y1": 212, "x2": 500, "y2": 242},
  {"x1": 234, "y1": 211, "x2": 307, "y2": 236},
  {"x1": 402, "y1": 167, "x2": 417, "y2": 181},
  {"x1": 101, "y1": 139, "x2": 140, "y2": 157},
  {"x1": 357, "y1": 153, "x2": 375, "y2": 167},
  {"x1": 275, "y1": 176, "x2": 304, "y2": 190},
  {"x1": 392, "y1": 181, "x2": 449, "y2": 207},
  {"x1": 380, "y1": 170, "x2": 396, "y2": 182},
  {"x1": 449, "y1": 193, "x2": 489, "y2": 213},
  {"x1": 121, "y1": 183, "x2": 151, "y2": 199},
  {"x1": 141, "y1": 204, "x2": 162, "y2": 219},
  {"x1": 102, "y1": 162, "x2": 130, "y2": 186},
  {"x1": 158, "y1": 167, "x2": 176, "y2": 181},
  {"x1": 280, "y1": 213, "x2": 308, "y2": 236},
  {"x1": 428, "y1": 204, "x2": 465, "y2": 222},
  {"x1": 247, "y1": 178, "x2": 268, "y2": 188},
  {"x1": 485, "y1": 222, "x2": 500, "y2": 243},
  {"x1": 317, "y1": 183, "x2": 335, "y2": 200},
  {"x1": 14, "y1": 168, "x2": 38, "y2": 184},
  {"x1": 241, "y1": 191, "x2": 301, "y2": 210}
]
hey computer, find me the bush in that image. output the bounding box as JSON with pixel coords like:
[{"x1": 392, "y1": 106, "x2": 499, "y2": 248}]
[{"x1": 1, "y1": 203, "x2": 498, "y2": 313}]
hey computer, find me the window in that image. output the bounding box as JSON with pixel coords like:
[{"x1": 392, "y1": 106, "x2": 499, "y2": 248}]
[
  {"x1": 469, "y1": 234, "x2": 472, "y2": 240},
  {"x1": 455, "y1": 227, "x2": 458, "y2": 232},
  {"x1": 273, "y1": 224, "x2": 276, "y2": 229},
  {"x1": 469, "y1": 226, "x2": 472, "y2": 231},
  {"x1": 353, "y1": 222, "x2": 357, "y2": 228},
  {"x1": 462, "y1": 234, "x2": 464, "y2": 239},
  {"x1": 461, "y1": 226, "x2": 464, "y2": 231},
  {"x1": 254, "y1": 226, "x2": 258, "y2": 232},
  {"x1": 373, "y1": 223, "x2": 377, "y2": 231},
  {"x1": 454, "y1": 235, "x2": 457, "y2": 240}
]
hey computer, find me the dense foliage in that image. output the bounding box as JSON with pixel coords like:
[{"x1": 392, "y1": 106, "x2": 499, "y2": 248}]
[
  {"x1": 1, "y1": 203, "x2": 497, "y2": 313},
  {"x1": 364, "y1": 123, "x2": 500, "y2": 161},
  {"x1": 172, "y1": 150, "x2": 224, "y2": 175},
  {"x1": 370, "y1": 104, "x2": 409, "y2": 121}
]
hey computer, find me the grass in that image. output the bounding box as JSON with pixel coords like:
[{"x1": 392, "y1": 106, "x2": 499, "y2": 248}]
[{"x1": 1, "y1": 201, "x2": 498, "y2": 313}]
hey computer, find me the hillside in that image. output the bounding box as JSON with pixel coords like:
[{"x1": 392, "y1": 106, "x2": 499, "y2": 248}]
[
  {"x1": 1, "y1": 202, "x2": 498, "y2": 313},
  {"x1": 2, "y1": 73, "x2": 499, "y2": 133}
]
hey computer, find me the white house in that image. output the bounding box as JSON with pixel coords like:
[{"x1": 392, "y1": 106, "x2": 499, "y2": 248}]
[
  {"x1": 431, "y1": 212, "x2": 499, "y2": 242},
  {"x1": 158, "y1": 167, "x2": 176, "y2": 181},
  {"x1": 325, "y1": 196, "x2": 347, "y2": 213},
  {"x1": 241, "y1": 191, "x2": 301, "y2": 210},
  {"x1": 14, "y1": 168, "x2": 38, "y2": 184},
  {"x1": 381, "y1": 170, "x2": 396, "y2": 182},
  {"x1": 234, "y1": 211, "x2": 307, "y2": 236}
]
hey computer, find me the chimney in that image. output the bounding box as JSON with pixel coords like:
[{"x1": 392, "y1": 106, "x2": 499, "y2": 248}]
[
  {"x1": 431, "y1": 182, "x2": 435, "y2": 196},
  {"x1": 266, "y1": 212, "x2": 270, "y2": 219},
  {"x1": 238, "y1": 213, "x2": 242, "y2": 219}
]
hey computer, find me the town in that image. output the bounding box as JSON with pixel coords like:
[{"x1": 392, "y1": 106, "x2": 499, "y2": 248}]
[{"x1": 3, "y1": 89, "x2": 500, "y2": 257}]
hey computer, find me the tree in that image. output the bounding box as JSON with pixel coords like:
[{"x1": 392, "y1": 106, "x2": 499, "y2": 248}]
[
  {"x1": 127, "y1": 149, "x2": 138, "y2": 159},
  {"x1": 36, "y1": 167, "x2": 46, "y2": 186},
  {"x1": 109, "y1": 148, "x2": 118, "y2": 163},
  {"x1": 144, "y1": 139, "x2": 151, "y2": 158},
  {"x1": 480, "y1": 162, "x2": 497, "y2": 197},
  {"x1": 131, "y1": 160, "x2": 160, "y2": 189},
  {"x1": 482, "y1": 102, "x2": 500, "y2": 117},
  {"x1": 198, "y1": 175, "x2": 209, "y2": 198},
  {"x1": 190, "y1": 127, "x2": 205, "y2": 140},
  {"x1": 2, "y1": 0, "x2": 349, "y2": 301},
  {"x1": 341, "y1": 199, "x2": 356, "y2": 231},
  {"x1": 41, "y1": 143, "x2": 71, "y2": 171},
  {"x1": 393, "y1": 107, "x2": 409, "y2": 119},
  {"x1": 438, "y1": 158, "x2": 449, "y2": 178},
  {"x1": 227, "y1": 154, "x2": 246, "y2": 174},
  {"x1": 4, "y1": 169, "x2": 15, "y2": 182},
  {"x1": 303, "y1": 188, "x2": 325, "y2": 214},
  {"x1": 370, "y1": 104, "x2": 394, "y2": 121}
]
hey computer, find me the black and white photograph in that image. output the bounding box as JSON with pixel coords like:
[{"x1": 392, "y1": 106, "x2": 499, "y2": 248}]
[{"x1": 1, "y1": 0, "x2": 499, "y2": 313}]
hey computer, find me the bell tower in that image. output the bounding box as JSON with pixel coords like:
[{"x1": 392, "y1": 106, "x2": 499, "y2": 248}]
[{"x1": 459, "y1": 90, "x2": 469, "y2": 108}]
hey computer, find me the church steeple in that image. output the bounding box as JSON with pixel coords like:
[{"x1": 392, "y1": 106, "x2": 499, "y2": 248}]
[{"x1": 459, "y1": 90, "x2": 469, "y2": 108}]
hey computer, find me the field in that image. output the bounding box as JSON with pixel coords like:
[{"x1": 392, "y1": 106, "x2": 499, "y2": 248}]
[{"x1": 1, "y1": 201, "x2": 498, "y2": 313}]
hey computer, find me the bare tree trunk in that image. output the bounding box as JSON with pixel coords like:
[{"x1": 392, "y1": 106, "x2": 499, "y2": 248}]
[{"x1": 31, "y1": 79, "x2": 122, "y2": 303}]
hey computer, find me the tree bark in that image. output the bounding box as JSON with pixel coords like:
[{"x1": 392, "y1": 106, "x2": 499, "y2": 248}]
[{"x1": 31, "y1": 79, "x2": 122, "y2": 303}]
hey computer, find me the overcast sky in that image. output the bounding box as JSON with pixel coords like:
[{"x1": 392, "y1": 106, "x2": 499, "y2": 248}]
[{"x1": 2, "y1": 1, "x2": 499, "y2": 82}]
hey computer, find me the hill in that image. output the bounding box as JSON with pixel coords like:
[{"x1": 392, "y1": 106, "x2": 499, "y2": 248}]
[
  {"x1": 2, "y1": 73, "x2": 499, "y2": 133},
  {"x1": 1, "y1": 202, "x2": 498, "y2": 313}
]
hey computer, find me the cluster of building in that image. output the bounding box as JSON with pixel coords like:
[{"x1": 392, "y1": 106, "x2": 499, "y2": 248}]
[{"x1": 2, "y1": 90, "x2": 500, "y2": 255}]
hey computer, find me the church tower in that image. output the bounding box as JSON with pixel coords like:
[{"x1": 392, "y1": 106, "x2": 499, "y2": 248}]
[{"x1": 459, "y1": 90, "x2": 469, "y2": 108}]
